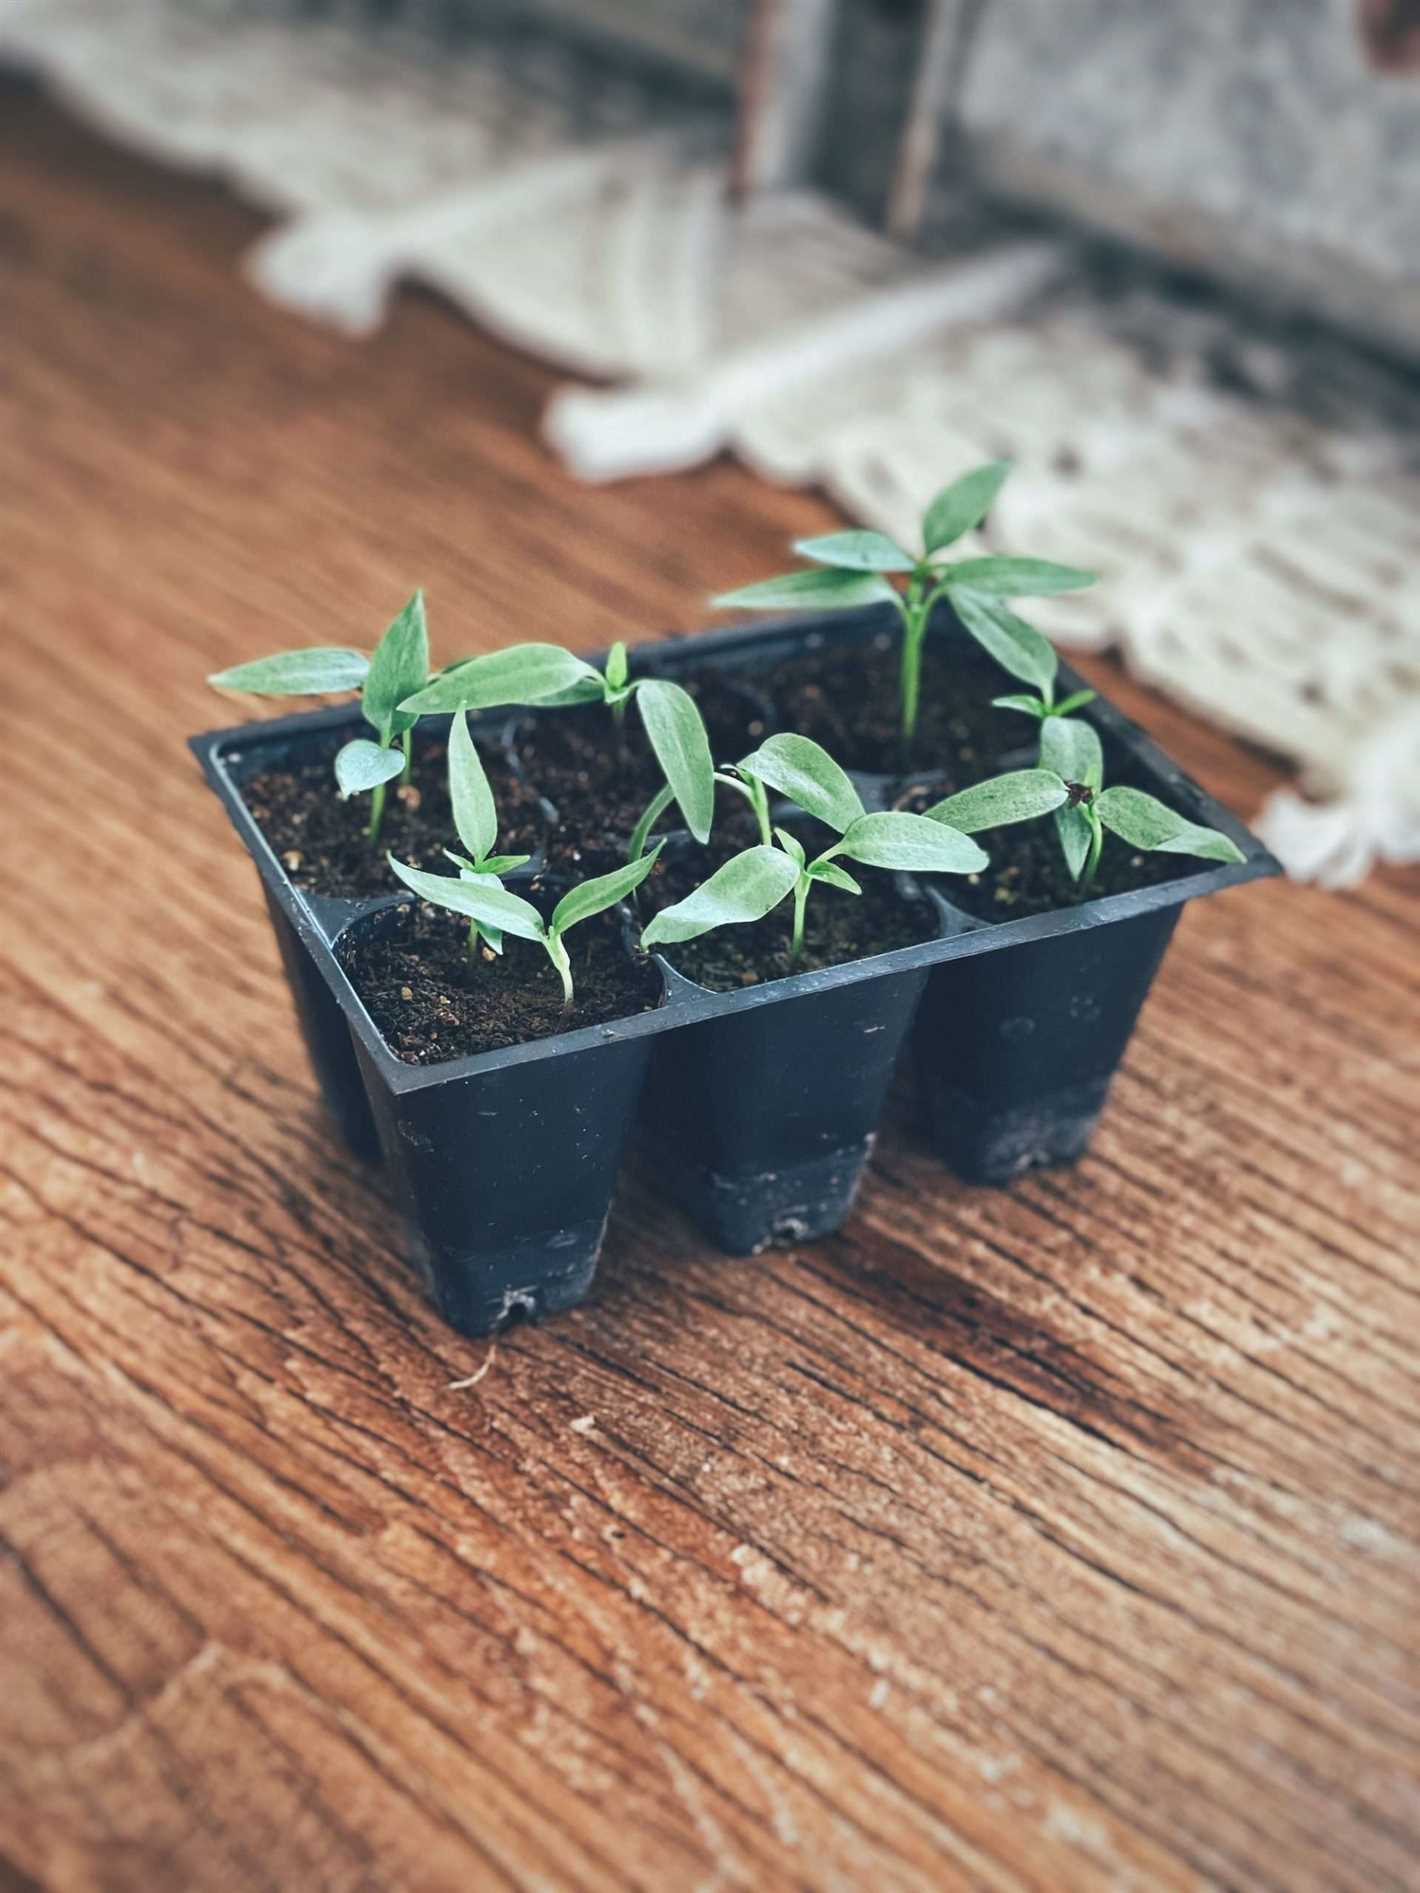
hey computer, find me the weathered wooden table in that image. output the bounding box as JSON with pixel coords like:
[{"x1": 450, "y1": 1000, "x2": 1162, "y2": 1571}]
[{"x1": 3, "y1": 81, "x2": 1417, "y2": 1893}]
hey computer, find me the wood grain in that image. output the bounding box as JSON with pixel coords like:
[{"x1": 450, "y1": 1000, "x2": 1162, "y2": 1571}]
[{"x1": 2, "y1": 78, "x2": 1418, "y2": 1893}]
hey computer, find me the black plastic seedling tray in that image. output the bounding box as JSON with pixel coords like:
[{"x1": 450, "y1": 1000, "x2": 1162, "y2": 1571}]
[{"x1": 192, "y1": 606, "x2": 1279, "y2": 1335}]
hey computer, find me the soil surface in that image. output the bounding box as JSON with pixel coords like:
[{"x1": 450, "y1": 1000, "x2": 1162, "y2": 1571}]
[
  {"x1": 243, "y1": 733, "x2": 546, "y2": 900},
  {"x1": 341, "y1": 902, "x2": 664, "y2": 1062},
  {"x1": 643, "y1": 841, "x2": 937, "y2": 993},
  {"x1": 763, "y1": 634, "x2": 1019, "y2": 780},
  {"x1": 513, "y1": 670, "x2": 771, "y2": 873},
  {"x1": 897, "y1": 779, "x2": 1194, "y2": 920}
]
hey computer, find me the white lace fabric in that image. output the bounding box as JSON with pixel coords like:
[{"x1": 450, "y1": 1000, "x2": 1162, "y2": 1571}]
[{"x1": 6, "y1": 0, "x2": 1417, "y2": 887}]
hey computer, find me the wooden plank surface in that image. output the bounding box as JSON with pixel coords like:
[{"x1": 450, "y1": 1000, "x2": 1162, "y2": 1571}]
[{"x1": 3, "y1": 79, "x2": 1418, "y2": 1893}]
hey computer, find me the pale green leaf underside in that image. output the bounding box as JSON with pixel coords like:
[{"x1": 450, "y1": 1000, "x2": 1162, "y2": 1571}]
[
  {"x1": 774, "y1": 827, "x2": 807, "y2": 870},
  {"x1": 1055, "y1": 803, "x2": 1095, "y2": 880},
  {"x1": 837, "y1": 811, "x2": 988, "y2": 875},
  {"x1": 922, "y1": 460, "x2": 1012, "y2": 554},
  {"x1": 738, "y1": 733, "x2": 865, "y2": 834},
  {"x1": 447, "y1": 709, "x2": 497, "y2": 864},
  {"x1": 713, "y1": 567, "x2": 898, "y2": 612},
  {"x1": 642, "y1": 846, "x2": 798, "y2": 947},
  {"x1": 399, "y1": 643, "x2": 599, "y2": 715},
  {"x1": 947, "y1": 555, "x2": 1097, "y2": 597},
  {"x1": 925, "y1": 769, "x2": 1069, "y2": 834},
  {"x1": 1040, "y1": 714, "x2": 1104, "y2": 790},
  {"x1": 334, "y1": 738, "x2": 405, "y2": 797},
  {"x1": 792, "y1": 529, "x2": 914, "y2": 573},
  {"x1": 363, "y1": 590, "x2": 430, "y2": 740},
  {"x1": 387, "y1": 856, "x2": 545, "y2": 941},
  {"x1": 810, "y1": 860, "x2": 862, "y2": 895},
  {"x1": 635, "y1": 680, "x2": 715, "y2": 845},
  {"x1": 550, "y1": 844, "x2": 662, "y2": 937},
  {"x1": 208, "y1": 647, "x2": 369, "y2": 696},
  {"x1": 1096, "y1": 787, "x2": 1245, "y2": 863},
  {"x1": 993, "y1": 693, "x2": 1048, "y2": 717},
  {"x1": 951, "y1": 589, "x2": 1058, "y2": 695}
]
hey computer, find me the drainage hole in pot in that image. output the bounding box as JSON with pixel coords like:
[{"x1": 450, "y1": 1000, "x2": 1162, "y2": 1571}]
[{"x1": 339, "y1": 903, "x2": 663, "y2": 1062}]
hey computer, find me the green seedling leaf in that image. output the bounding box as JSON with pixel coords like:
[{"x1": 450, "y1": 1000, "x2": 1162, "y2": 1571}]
[
  {"x1": 946, "y1": 556, "x2": 1097, "y2": 597},
  {"x1": 837, "y1": 811, "x2": 988, "y2": 875},
  {"x1": 923, "y1": 460, "x2": 1012, "y2": 554},
  {"x1": 549, "y1": 844, "x2": 663, "y2": 937},
  {"x1": 642, "y1": 846, "x2": 799, "y2": 947},
  {"x1": 713, "y1": 567, "x2": 899, "y2": 612},
  {"x1": 774, "y1": 827, "x2": 807, "y2": 870},
  {"x1": 738, "y1": 733, "x2": 865, "y2": 834},
  {"x1": 363, "y1": 591, "x2": 430, "y2": 740},
  {"x1": 635, "y1": 680, "x2": 715, "y2": 844},
  {"x1": 792, "y1": 529, "x2": 915, "y2": 573},
  {"x1": 809, "y1": 860, "x2": 862, "y2": 895},
  {"x1": 1040, "y1": 714, "x2": 1104, "y2": 791},
  {"x1": 208, "y1": 647, "x2": 369, "y2": 696},
  {"x1": 925, "y1": 769, "x2": 1069, "y2": 833},
  {"x1": 1052, "y1": 688, "x2": 1098, "y2": 717},
  {"x1": 951, "y1": 589, "x2": 1059, "y2": 695},
  {"x1": 1095, "y1": 787, "x2": 1245, "y2": 863},
  {"x1": 387, "y1": 856, "x2": 546, "y2": 941},
  {"x1": 334, "y1": 738, "x2": 405, "y2": 798},
  {"x1": 1055, "y1": 804, "x2": 1095, "y2": 880},
  {"x1": 399, "y1": 643, "x2": 600, "y2": 716},
  {"x1": 447, "y1": 709, "x2": 497, "y2": 864},
  {"x1": 993, "y1": 693, "x2": 1048, "y2": 718},
  {"x1": 476, "y1": 853, "x2": 531, "y2": 876},
  {"x1": 606, "y1": 641, "x2": 629, "y2": 690}
]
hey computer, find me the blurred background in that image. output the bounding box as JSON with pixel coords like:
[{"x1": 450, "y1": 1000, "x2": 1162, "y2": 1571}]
[{"x1": 5, "y1": 0, "x2": 1419, "y2": 883}]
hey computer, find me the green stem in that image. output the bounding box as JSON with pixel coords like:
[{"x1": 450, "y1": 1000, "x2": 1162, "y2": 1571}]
[
  {"x1": 400, "y1": 727, "x2": 413, "y2": 783},
  {"x1": 547, "y1": 934, "x2": 574, "y2": 1010},
  {"x1": 628, "y1": 783, "x2": 675, "y2": 863},
  {"x1": 714, "y1": 771, "x2": 772, "y2": 846},
  {"x1": 901, "y1": 590, "x2": 935, "y2": 768},
  {"x1": 467, "y1": 920, "x2": 481, "y2": 958},
  {"x1": 366, "y1": 780, "x2": 387, "y2": 845},
  {"x1": 789, "y1": 875, "x2": 810, "y2": 968},
  {"x1": 1080, "y1": 811, "x2": 1104, "y2": 889},
  {"x1": 749, "y1": 776, "x2": 771, "y2": 847}
]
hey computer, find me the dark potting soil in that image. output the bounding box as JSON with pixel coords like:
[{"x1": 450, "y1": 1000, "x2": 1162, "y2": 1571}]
[
  {"x1": 341, "y1": 902, "x2": 664, "y2": 1062},
  {"x1": 763, "y1": 634, "x2": 1017, "y2": 780},
  {"x1": 513, "y1": 670, "x2": 771, "y2": 873},
  {"x1": 243, "y1": 736, "x2": 547, "y2": 900},
  {"x1": 896, "y1": 780, "x2": 1193, "y2": 921},
  {"x1": 644, "y1": 846, "x2": 936, "y2": 992}
]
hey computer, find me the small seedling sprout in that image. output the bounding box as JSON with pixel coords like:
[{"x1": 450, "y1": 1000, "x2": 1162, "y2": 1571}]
[
  {"x1": 440, "y1": 709, "x2": 532, "y2": 956},
  {"x1": 399, "y1": 641, "x2": 714, "y2": 861},
  {"x1": 208, "y1": 592, "x2": 435, "y2": 843},
  {"x1": 387, "y1": 845, "x2": 663, "y2": 1010},
  {"x1": 642, "y1": 734, "x2": 987, "y2": 966},
  {"x1": 713, "y1": 463, "x2": 1097, "y2": 756},
  {"x1": 924, "y1": 716, "x2": 1245, "y2": 887}
]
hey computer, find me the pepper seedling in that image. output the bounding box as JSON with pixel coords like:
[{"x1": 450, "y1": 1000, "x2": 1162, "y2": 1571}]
[
  {"x1": 399, "y1": 640, "x2": 714, "y2": 859},
  {"x1": 208, "y1": 592, "x2": 435, "y2": 843},
  {"x1": 712, "y1": 462, "x2": 1096, "y2": 756},
  {"x1": 926, "y1": 717, "x2": 1245, "y2": 887},
  {"x1": 642, "y1": 734, "x2": 987, "y2": 966},
  {"x1": 386, "y1": 845, "x2": 663, "y2": 1010},
  {"x1": 437, "y1": 709, "x2": 532, "y2": 956}
]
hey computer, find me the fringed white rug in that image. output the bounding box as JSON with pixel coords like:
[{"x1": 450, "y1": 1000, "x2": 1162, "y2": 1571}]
[{"x1": 7, "y1": 0, "x2": 1418, "y2": 886}]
